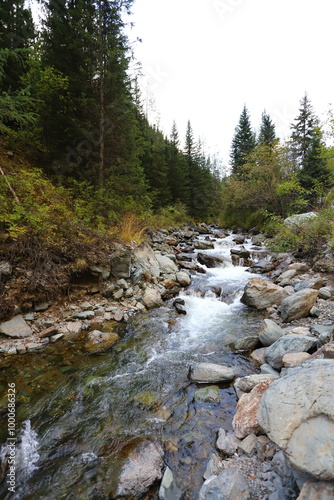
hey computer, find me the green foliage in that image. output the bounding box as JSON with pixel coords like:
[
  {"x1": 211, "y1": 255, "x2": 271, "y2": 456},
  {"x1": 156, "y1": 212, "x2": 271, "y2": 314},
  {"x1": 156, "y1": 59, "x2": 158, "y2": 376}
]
[
  {"x1": 230, "y1": 105, "x2": 256, "y2": 176},
  {"x1": 258, "y1": 110, "x2": 277, "y2": 146},
  {"x1": 0, "y1": 87, "x2": 38, "y2": 135}
]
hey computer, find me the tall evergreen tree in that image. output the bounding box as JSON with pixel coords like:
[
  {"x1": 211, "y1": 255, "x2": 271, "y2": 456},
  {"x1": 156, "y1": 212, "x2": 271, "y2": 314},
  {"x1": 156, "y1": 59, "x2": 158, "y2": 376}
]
[
  {"x1": 230, "y1": 105, "x2": 256, "y2": 176},
  {"x1": 290, "y1": 93, "x2": 330, "y2": 204},
  {"x1": 166, "y1": 121, "x2": 190, "y2": 205},
  {"x1": 258, "y1": 110, "x2": 277, "y2": 146}
]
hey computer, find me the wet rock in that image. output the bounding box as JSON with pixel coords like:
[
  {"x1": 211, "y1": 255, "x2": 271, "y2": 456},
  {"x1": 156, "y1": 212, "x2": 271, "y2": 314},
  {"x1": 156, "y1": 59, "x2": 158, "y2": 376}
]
[
  {"x1": 50, "y1": 333, "x2": 64, "y2": 343},
  {"x1": 199, "y1": 466, "x2": 250, "y2": 500},
  {"x1": 189, "y1": 363, "x2": 235, "y2": 383},
  {"x1": 233, "y1": 235, "x2": 245, "y2": 244},
  {"x1": 250, "y1": 347, "x2": 267, "y2": 365},
  {"x1": 280, "y1": 288, "x2": 319, "y2": 322},
  {"x1": 155, "y1": 254, "x2": 178, "y2": 274},
  {"x1": 194, "y1": 385, "x2": 220, "y2": 403},
  {"x1": 258, "y1": 360, "x2": 334, "y2": 480},
  {"x1": 297, "y1": 480, "x2": 334, "y2": 499},
  {"x1": 216, "y1": 429, "x2": 241, "y2": 455},
  {"x1": 234, "y1": 374, "x2": 278, "y2": 399},
  {"x1": 142, "y1": 288, "x2": 163, "y2": 309},
  {"x1": 26, "y1": 342, "x2": 45, "y2": 353},
  {"x1": 132, "y1": 242, "x2": 160, "y2": 278},
  {"x1": 229, "y1": 334, "x2": 260, "y2": 351},
  {"x1": 159, "y1": 466, "x2": 182, "y2": 500},
  {"x1": 258, "y1": 319, "x2": 284, "y2": 347},
  {"x1": 175, "y1": 271, "x2": 191, "y2": 287},
  {"x1": 173, "y1": 301, "x2": 186, "y2": 315},
  {"x1": 241, "y1": 279, "x2": 285, "y2": 310},
  {"x1": 197, "y1": 252, "x2": 226, "y2": 268},
  {"x1": 264, "y1": 334, "x2": 317, "y2": 370},
  {"x1": 251, "y1": 234, "x2": 265, "y2": 245},
  {"x1": 203, "y1": 453, "x2": 223, "y2": 480},
  {"x1": 230, "y1": 246, "x2": 250, "y2": 259},
  {"x1": 194, "y1": 240, "x2": 215, "y2": 250},
  {"x1": 282, "y1": 352, "x2": 311, "y2": 368},
  {"x1": 251, "y1": 260, "x2": 277, "y2": 273},
  {"x1": 232, "y1": 380, "x2": 273, "y2": 439},
  {"x1": 85, "y1": 330, "x2": 119, "y2": 353},
  {"x1": 115, "y1": 440, "x2": 164, "y2": 498},
  {"x1": 0, "y1": 315, "x2": 33, "y2": 338},
  {"x1": 110, "y1": 250, "x2": 132, "y2": 279}
]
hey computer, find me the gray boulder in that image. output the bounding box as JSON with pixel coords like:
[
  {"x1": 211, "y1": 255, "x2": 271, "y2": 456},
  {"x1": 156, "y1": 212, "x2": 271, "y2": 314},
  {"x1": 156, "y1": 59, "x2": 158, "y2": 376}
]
[
  {"x1": 132, "y1": 242, "x2": 160, "y2": 278},
  {"x1": 189, "y1": 363, "x2": 235, "y2": 383},
  {"x1": 110, "y1": 250, "x2": 132, "y2": 279},
  {"x1": 297, "y1": 480, "x2": 334, "y2": 499},
  {"x1": 155, "y1": 254, "x2": 178, "y2": 274},
  {"x1": 280, "y1": 288, "x2": 319, "y2": 322},
  {"x1": 241, "y1": 279, "x2": 285, "y2": 310},
  {"x1": 199, "y1": 467, "x2": 250, "y2": 500},
  {"x1": 234, "y1": 373, "x2": 279, "y2": 399},
  {"x1": 115, "y1": 440, "x2": 164, "y2": 498},
  {"x1": 142, "y1": 288, "x2": 163, "y2": 309},
  {"x1": 216, "y1": 429, "x2": 241, "y2": 455},
  {"x1": 258, "y1": 319, "x2": 284, "y2": 347},
  {"x1": 176, "y1": 271, "x2": 191, "y2": 287},
  {"x1": 264, "y1": 334, "x2": 317, "y2": 370},
  {"x1": 284, "y1": 212, "x2": 317, "y2": 228},
  {"x1": 197, "y1": 252, "x2": 226, "y2": 268},
  {"x1": 0, "y1": 315, "x2": 32, "y2": 338},
  {"x1": 258, "y1": 360, "x2": 334, "y2": 481}
]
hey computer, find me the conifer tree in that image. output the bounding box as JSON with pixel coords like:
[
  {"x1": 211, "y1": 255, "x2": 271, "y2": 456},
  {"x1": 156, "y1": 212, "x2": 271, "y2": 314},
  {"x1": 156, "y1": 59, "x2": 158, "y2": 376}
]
[
  {"x1": 258, "y1": 111, "x2": 277, "y2": 146},
  {"x1": 230, "y1": 105, "x2": 256, "y2": 176},
  {"x1": 290, "y1": 93, "x2": 317, "y2": 167}
]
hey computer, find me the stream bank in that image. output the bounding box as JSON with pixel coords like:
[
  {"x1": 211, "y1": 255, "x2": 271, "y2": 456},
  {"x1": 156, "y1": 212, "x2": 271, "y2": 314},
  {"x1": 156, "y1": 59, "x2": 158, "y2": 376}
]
[{"x1": 0, "y1": 225, "x2": 334, "y2": 499}]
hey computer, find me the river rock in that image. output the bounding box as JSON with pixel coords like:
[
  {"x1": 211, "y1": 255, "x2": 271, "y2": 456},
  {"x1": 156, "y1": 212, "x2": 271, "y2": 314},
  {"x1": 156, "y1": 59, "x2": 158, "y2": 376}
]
[
  {"x1": 264, "y1": 334, "x2": 317, "y2": 370},
  {"x1": 198, "y1": 466, "x2": 250, "y2": 500},
  {"x1": 288, "y1": 262, "x2": 310, "y2": 273},
  {"x1": 155, "y1": 254, "x2": 178, "y2": 273},
  {"x1": 297, "y1": 480, "x2": 334, "y2": 499},
  {"x1": 176, "y1": 271, "x2": 191, "y2": 287},
  {"x1": 241, "y1": 279, "x2": 285, "y2": 310},
  {"x1": 197, "y1": 252, "x2": 226, "y2": 268},
  {"x1": 232, "y1": 380, "x2": 272, "y2": 439},
  {"x1": 282, "y1": 352, "x2": 311, "y2": 368},
  {"x1": 0, "y1": 315, "x2": 33, "y2": 338},
  {"x1": 59, "y1": 320, "x2": 83, "y2": 339},
  {"x1": 279, "y1": 289, "x2": 319, "y2": 322},
  {"x1": 132, "y1": 242, "x2": 160, "y2": 278},
  {"x1": 194, "y1": 386, "x2": 220, "y2": 403},
  {"x1": 158, "y1": 467, "x2": 182, "y2": 500},
  {"x1": 238, "y1": 433, "x2": 258, "y2": 457},
  {"x1": 115, "y1": 440, "x2": 164, "y2": 498},
  {"x1": 203, "y1": 453, "x2": 223, "y2": 480},
  {"x1": 258, "y1": 319, "x2": 284, "y2": 347},
  {"x1": 230, "y1": 246, "x2": 250, "y2": 259},
  {"x1": 318, "y1": 286, "x2": 332, "y2": 300},
  {"x1": 250, "y1": 347, "x2": 267, "y2": 365},
  {"x1": 294, "y1": 278, "x2": 324, "y2": 292},
  {"x1": 84, "y1": 330, "x2": 119, "y2": 353},
  {"x1": 194, "y1": 240, "x2": 215, "y2": 250},
  {"x1": 284, "y1": 212, "x2": 317, "y2": 227},
  {"x1": 189, "y1": 363, "x2": 235, "y2": 383},
  {"x1": 216, "y1": 429, "x2": 241, "y2": 455},
  {"x1": 26, "y1": 342, "x2": 45, "y2": 353},
  {"x1": 258, "y1": 359, "x2": 334, "y2": 481},
  {"x1": 110, "y1": 250, "x2": 132, "y2": 278},
  {"x1": 234, "y1": 374, "x2": 278, "y2": 399},
  {"x1": 142, "y1": 288, "x2": 163, "y2": 309}
]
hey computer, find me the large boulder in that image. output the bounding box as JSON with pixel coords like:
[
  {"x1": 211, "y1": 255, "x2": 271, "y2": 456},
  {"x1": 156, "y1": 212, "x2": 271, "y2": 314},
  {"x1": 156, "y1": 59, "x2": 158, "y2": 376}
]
[
  {"x1": 110, "y1": 250, "x2": 132, "y2": 279},
  {"x1": 84, "y1": 330, "x2": 119, "y2": 354},
  {"x1": 241, "y1": 279, "x2": 285, "y2": 310},
  {"x1": 234, "y1": 373, "x2": 279, "y2": 399},
  {"x1": 142, "y1": 288, "x2": 163, "y2": 309},
  {"x1": 199, "y1": 466, "x2": 250, "y2": 500},
  {"x1": 297, "y1": 480, "x2": 334, "y2": 499},
  {"x1": 132, "y1": 243, "x2": 160, "y2": 278},
  {"x1": 232, "y1": 380, "x2": 273, "y2": 439},
  {"x1": 264, "y1": 334, "x2": 317, "y2": 370},
  {"x1": 258, "y1": 360, "x2": 334, "y2": 481},
  {"x1": 189, "y1": 363, "x2": 235, "y2": 383},
  {"x1": 284, "y1": 212, "x2": 317, "y2": 228},
  {"x1": 280, "y1": 288, "x2": 319, "y2": 322},
  {"x1": 258, "y1": 319, "x2": 284, "y2": 347},
  {"x1": 115, "y1": 440, "x2": 164, "y2": 498},
  {"x1": 0, "y1": 315, "x2": 32, "y2": 338},
  {"x1": 197, "y1": 252, "x2": 226, "y2": 268},
  {"x1": 155, "y1": 254, "x2": 178, "y2": 274}
]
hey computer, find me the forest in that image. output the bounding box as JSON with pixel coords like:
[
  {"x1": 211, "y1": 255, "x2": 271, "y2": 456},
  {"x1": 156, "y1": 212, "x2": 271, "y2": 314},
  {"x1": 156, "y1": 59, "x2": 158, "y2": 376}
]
[{"x1": 1, "y1": 0, "x2": 334, "y2": 255}]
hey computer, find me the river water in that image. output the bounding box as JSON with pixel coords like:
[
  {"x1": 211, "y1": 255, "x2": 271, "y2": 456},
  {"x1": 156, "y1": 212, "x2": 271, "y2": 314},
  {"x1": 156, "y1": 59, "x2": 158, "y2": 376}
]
[{"x1": 0, "y1": 232, "x2": 268, "y2": 499}]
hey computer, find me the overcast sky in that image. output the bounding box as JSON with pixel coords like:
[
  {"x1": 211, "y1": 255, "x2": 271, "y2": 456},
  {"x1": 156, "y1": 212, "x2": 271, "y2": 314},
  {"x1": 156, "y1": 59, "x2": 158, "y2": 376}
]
[{"x1": 128, "y1": 0, "x2": 334, "y2": 165}]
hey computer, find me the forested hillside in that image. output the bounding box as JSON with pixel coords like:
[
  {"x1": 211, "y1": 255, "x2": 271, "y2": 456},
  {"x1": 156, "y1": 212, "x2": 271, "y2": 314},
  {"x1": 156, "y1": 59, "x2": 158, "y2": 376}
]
[{"x1": 1, "y1": 0, "x2": 334, "y2": 252}]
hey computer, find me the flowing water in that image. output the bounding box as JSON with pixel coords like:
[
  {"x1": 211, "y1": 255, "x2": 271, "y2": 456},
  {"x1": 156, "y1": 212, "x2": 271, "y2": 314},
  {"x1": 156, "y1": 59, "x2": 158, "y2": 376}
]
[{"x1": 0, "y1": 233, "x2": 268, "y2": 499}]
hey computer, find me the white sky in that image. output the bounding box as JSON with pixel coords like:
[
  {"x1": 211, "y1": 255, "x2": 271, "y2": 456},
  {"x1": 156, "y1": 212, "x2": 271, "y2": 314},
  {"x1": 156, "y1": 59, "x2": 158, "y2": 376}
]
[{"x1": 128, "y1": 0, "x2": 334, "y2": 166}]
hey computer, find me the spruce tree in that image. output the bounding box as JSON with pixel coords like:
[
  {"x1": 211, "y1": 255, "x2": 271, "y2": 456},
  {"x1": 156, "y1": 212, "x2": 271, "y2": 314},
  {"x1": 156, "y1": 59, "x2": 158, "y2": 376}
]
[
  {"x1": 258, "y1": 111, "x2": 277, "y2": 146},
  {"x1": 290, "y1": 93, "x2": 317, "y2": 167},
  {"x1": 166, "y1": 121, "x2": 190, "y2": 205},
  {"x1": 230, "y1": 105, "x2": 256, "y2": 176}
]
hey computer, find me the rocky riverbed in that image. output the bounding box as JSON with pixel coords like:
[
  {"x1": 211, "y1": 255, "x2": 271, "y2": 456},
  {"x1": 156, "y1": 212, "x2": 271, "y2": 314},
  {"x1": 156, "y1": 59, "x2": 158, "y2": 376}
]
[{"x1": 1, "y1": 224, "x2": 334, "y2": 499}]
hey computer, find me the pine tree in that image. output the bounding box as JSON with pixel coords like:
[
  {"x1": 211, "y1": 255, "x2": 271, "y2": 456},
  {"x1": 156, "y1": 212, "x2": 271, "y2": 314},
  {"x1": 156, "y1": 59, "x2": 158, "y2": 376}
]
[
  {"x1": 290, "y1": 93, "x2": 330, "y2": 204},
  {"x1": 258, "y1": 111, "x2": 277, "y2": 146},
  {"x1": 230, "y1": 105, "x2": 256, "y2": 176},
  {"x1": 166, "y1": 121, "x2": 190, "y2": 205}
]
